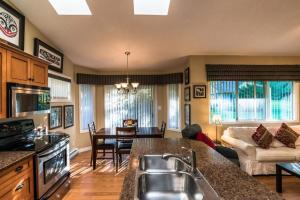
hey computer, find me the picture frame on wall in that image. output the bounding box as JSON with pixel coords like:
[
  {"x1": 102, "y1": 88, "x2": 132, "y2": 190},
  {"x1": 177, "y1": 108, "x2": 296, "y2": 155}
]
[
  {"x1": 0, "y1": 1, "x2": 25, "y2": 50},
  {"x1": 64, "y1": 105, "x2": 74, "y2": 129},
  {"x1": 184, "y1": 67, "x2": 190, "y2": 85},
  {"x1": 34, "y1": 38, "x2": 64, "y2": 73},
  {"x1": 48, "y1": 106, "x2": 62, "y2": 130},
  {"x1": 184, "y1": 104, "x2": 191, "y2": 126},
  {"x1": 184, "y1": 86, "x2": 191, "y2": 102},
  {"x1": 193, "y1": 85, "x2": 207, "y2": 98}
]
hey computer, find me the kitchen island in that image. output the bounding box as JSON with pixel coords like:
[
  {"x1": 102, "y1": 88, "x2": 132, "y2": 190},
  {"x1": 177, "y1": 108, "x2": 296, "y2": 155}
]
[{"x1": 120, "y1": 138, "x2": 282, "y2": 200}]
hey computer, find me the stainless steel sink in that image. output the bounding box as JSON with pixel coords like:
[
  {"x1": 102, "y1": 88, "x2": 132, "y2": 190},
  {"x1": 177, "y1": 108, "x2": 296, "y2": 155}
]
[
  {"x1": 137, "y1": 172, "x2": 204, "y2": 200},
  {"x1": 139, "y1": 155, "x2": 188, "y2": 172},
  {"x1": 135, "y1": 154, "x2": 220, "y2": 200}
]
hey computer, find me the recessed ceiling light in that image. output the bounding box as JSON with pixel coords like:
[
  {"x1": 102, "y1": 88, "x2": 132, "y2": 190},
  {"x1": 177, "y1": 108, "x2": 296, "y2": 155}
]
[
  {"x1": 133, "y1": 0, "x2": 170, "y2": 16},
  {"x1": 48, "y1": 0, "x2": 92, "y2": 15}
]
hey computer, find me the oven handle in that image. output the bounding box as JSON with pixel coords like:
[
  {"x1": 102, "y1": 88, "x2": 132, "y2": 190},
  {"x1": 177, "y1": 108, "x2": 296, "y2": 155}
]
[{"x1": 38, "y1": 141, "x2": 69, "y2": 158}]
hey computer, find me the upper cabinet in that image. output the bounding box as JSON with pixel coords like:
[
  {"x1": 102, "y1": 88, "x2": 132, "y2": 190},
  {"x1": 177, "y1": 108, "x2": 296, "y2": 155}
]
[
  {"x1": 0, "y1": 47, "x2": 6, "y2": 119},
  {"x1": 6, "y1": 50, "x2": 48, "y2": 87}
]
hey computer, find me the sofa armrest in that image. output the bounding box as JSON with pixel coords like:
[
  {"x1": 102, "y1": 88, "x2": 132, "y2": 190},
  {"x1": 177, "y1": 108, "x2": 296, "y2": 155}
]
[{"x1": 221, "y1": 134, "x2": 256, "y2": 157}]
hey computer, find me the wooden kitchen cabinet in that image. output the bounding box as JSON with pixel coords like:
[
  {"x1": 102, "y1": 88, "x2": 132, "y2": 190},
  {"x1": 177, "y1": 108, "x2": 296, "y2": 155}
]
[
  {"x1": 31, "y1": 60, "x2": 48, "y2": 87},
  {"x1": 0, "y1": 47, "x2": 6, "y2": 119},
  {"x1": 6, "y1": 51, "x2": 31, "y2": 85},
  {"x1": 6, "y1": 50, "x2": 48, "y2": 87},
  {"x1": 0, "y1": 157, "x2": 34, "y2": 200}
]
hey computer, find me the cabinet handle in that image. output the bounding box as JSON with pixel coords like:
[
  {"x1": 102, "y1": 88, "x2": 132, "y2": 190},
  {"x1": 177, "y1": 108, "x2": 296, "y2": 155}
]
[
  {"x1": 15, "y1": 183, "x2": 24, "y2": 192},
  {"x1": 15, "y1": 166, "x2": 23, "y2": 173},
  {"x1": 28, "y1": 78, "x2": 32, "y2": 81},
  {"x1": 32, "y1": 78, "x2": 35, "y2": 81}
]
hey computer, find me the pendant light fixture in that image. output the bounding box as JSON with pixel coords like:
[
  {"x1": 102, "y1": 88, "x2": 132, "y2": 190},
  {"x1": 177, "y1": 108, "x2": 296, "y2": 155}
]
[{"x1": 115, "y1": 51, "x2": 139, "y2": 94}]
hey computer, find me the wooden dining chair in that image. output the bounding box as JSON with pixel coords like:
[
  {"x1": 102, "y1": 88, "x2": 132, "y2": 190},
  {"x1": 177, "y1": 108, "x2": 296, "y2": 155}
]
[
  {"x1": 161, "y1": 121, "x2": 167, "y2": 138},
  {"x1": 122, "y1": 119, "x2": 138, "y2": 128},
  {"x1": 115, "y1": 127, "x2": 137, "y2": 172},
  {"x1": 88, "y1": 122, "x2": 115, "y2": 167}
]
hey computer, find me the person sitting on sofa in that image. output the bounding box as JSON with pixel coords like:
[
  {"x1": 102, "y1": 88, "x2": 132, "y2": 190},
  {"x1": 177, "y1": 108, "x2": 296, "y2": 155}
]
[{"x1": 182, "y1": 124, "x2": 240, "y2": 167}]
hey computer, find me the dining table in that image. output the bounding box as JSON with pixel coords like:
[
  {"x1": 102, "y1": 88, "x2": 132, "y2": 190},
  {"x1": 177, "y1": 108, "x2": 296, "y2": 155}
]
[{"x1": 92, "y1": 127, "x2": 163, "y2": 169}]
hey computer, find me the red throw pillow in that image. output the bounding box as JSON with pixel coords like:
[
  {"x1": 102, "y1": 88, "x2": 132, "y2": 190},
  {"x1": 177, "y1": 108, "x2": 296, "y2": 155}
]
[
  {"x1": 252, "y1": 124, "x2": 273, "y2": 149},
  {"x1": 196, "y1": 132, "x2": 216, "y2": 149}
]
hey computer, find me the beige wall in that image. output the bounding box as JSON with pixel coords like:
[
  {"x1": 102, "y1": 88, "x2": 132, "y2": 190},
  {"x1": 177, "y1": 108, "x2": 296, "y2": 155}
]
[{"x1": 187, "y1": 55, "x2": 300, "y2": 140}]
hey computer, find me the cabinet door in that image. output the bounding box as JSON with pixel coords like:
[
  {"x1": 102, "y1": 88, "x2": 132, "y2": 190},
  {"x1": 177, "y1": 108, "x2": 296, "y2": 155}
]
[
  {"x1": 7, "y1": 51, "x2": 31, "y2": 85},
  {"x1": 0, "y1": 48, "x2": 6, "y2": 119},
  {"x1": 31, "y1": 60, "x2": 48, "y2": 87}
]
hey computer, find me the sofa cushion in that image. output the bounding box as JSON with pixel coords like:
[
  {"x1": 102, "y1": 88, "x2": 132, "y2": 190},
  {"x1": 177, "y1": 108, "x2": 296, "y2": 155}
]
[
  {"x1": 256, "y1": 147, "x2": 296, "y2": 161},
  {"x1": 227, "y1": 127, "x2": 258, "y2": 146},
  {"x1": 294, "y1": 147, "x2": 300, "y2": 161},
  {"x1": 275, "y1": 123, "x2": 299, "y2": 148},
  {"x1": 252, "y1": 124, "x2": 273, "y2": 149}
]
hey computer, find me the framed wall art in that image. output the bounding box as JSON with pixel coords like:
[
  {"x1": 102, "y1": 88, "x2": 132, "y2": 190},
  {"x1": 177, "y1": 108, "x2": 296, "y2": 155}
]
[
  {"x1": 193, "y1": 85, "x2": 206, "y2": 98},
  {"x1": 64, "y1": 105, "x2": 74, "y2": 129},
  {"x1": 48, "y1": 106, "x2": 62, "y2": 130},
  {"x1": 34, "y1": 38, "x2": 64, "y2": 73},
  {"x1": 184, "y1": 86, "x2": 190, "y2": 102},
  {"x1": 0, "y1": 1, "x2": 25, "y2": 50},
  {"x1": 184, "y1": 67, "x2": 190, "y2": 85},
  {"x1": 184, "y1": 104, "x2": 191, "y2": 126}
]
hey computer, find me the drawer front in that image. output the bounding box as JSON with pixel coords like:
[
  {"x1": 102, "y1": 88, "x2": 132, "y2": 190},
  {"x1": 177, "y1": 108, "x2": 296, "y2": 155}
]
[
  {"x1": 0, "y1": 172, "x2": 33, "y2": 200},
  {"x1": 0, "y1": 158, "x2": 34, "y2": 200},
  {"x1": 0, "y1": 159, "x2": 31, "y2": 183}
]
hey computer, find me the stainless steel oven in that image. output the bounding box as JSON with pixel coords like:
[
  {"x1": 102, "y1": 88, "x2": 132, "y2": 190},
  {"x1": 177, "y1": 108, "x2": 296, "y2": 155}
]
[
  {"x1": 36, "y1": 138, "x2": 70, "y2": 199},
  {"x1": 7, "y1": 83, "x2": 51, "y2": 117}
]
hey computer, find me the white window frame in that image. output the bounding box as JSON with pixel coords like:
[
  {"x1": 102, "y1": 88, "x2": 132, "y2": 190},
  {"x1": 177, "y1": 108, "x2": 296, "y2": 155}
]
[
  {"x1": 167, "y1": 84, "x2": 181, "y2": 132},
  {"x1": 79, "y1": 84, "x2": 96, "y2": 132},
  {"x1": 209, "y1": 81, "x2": 299, "y2": 124}
]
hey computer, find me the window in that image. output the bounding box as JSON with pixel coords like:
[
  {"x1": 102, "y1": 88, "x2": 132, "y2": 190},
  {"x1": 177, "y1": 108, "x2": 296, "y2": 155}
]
[
  {"x1": 79, "y1": 84, "x2": 95, "y2": 131},
  {"x1": 48, "y1": 77, "x2": 71, "y2": 102},
  {"x1": 104, "y1": 85, "x2": 156, "y2": 129},
  {"x1": 167, "y1": 84, "x2": 180, "y2": 130},
  {"x1": 210, "y1": 81, "x2": 296, "y2": 122}
]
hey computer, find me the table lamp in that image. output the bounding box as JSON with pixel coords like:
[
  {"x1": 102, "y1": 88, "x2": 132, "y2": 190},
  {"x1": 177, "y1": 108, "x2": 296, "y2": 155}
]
[{"x1": 212, "y1": 114, "x2": 222, "y2": 144}]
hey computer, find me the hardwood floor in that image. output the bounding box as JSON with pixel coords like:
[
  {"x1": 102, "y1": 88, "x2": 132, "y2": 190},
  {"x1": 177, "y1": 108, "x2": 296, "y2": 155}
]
[
  {"x1": 64, "y1": 151, "x2": 300, "y2": 200},
  {"x1": 63, "y1": 151, "x2": 127, "y2": 200},
  {"x1": 255, "y1": 176, "x2": 300, "y2": 200}
]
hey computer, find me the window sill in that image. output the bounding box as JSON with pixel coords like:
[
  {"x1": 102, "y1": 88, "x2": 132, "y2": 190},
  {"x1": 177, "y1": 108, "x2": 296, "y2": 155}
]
[
  {"x1": 210, "y1": 120, "x2": 300, "y2": 125},
  {"x1": 80, "y1": 130, "x2": 89, "y2": 133},
  {"x1": 167, "y1": 128, "x2": 181, "y2": 133}
]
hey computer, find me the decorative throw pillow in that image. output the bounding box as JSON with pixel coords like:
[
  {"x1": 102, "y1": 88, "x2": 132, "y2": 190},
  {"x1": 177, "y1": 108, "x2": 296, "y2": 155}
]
[
  {"x1": 196, "y1": 132, "x2": 216, "y2": 149},
  {"x1": 252, "y1": 124, "x2": 273, "y2": 149},
  {"x1": 275, "y1": 123, "x2": 299, "y2": 148}
]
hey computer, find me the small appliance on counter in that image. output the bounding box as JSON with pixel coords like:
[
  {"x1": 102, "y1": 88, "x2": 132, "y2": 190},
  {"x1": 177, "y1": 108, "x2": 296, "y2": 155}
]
[{"x1": 0, "y1": 118, "x2": 70, "y2": 200}]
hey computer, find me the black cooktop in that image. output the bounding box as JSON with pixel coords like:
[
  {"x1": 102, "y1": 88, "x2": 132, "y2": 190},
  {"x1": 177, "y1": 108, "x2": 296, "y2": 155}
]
[{"x1": 0, "y1": 119, "x2": 69, "y2": 153}]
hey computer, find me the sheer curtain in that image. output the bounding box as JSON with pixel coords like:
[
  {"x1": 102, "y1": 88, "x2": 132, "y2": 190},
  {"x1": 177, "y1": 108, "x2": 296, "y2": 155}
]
[
  {"x1": 104, "y1": 85, "x2": 156, "y2": 129},
  {"x1": 168, "y1": 84, "x2": 180, "y2": 130},
  {"x1": 79, "y1": 84, "x2": 95, "y2": 130}
]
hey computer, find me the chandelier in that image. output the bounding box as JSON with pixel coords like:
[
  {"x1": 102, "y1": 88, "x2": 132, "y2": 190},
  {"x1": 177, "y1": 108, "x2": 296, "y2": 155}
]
[{"x1": 115, "y1": 51, "x2": 139, "y2": 94}]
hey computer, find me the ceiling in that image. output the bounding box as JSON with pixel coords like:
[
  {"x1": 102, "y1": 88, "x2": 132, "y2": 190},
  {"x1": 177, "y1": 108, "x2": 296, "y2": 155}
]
[{"x1": 10, "y1": 0, "x2": 300, "y2": 71}]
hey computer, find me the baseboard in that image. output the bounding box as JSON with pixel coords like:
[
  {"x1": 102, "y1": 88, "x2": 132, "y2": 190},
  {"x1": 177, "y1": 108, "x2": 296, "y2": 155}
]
[
  {"x1": 78, "y1": 146, "x2": 92, "y2": 153},
  {"x1": 69, "y1": 148, "x2": 79, "y2": 160}
]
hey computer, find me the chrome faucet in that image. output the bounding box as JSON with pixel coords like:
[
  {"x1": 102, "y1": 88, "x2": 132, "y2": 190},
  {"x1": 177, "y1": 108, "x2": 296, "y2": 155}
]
[{"x1": 162, "y1": 147, "x2": 197, "y2": 173}]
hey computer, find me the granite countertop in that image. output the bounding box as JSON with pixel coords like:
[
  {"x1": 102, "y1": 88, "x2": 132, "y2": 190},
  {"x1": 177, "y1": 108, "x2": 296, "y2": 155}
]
[
  {"x1": 120, "y1": 138, "x2": 283, "y2": 200},
  {"x1": 0, "y1": 151, "x2": 35, "y2": 172}
]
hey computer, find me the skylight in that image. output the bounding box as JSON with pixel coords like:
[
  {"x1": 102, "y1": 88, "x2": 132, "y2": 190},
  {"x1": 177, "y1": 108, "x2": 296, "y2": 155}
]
[
  {"x1": 48, "y1": 0, "x2": 92, "y2": 15},
  {"x1": 133, "y1": 0, "x2": 171, "y2": 16}
]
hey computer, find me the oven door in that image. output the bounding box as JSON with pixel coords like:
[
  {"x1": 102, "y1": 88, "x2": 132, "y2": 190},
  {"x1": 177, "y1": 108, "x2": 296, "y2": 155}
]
[
  {"x1": 9, "y1": 85, "x2": 50, "y2": 117},
  {"x1": 36, "y1": 141, "x2": 70, "y2": 199}
]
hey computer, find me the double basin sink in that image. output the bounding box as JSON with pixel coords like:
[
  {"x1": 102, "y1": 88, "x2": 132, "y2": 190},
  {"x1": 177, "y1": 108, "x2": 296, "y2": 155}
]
[{"x1": 135, "y1": 154, "x2": 220, "y2": 200}]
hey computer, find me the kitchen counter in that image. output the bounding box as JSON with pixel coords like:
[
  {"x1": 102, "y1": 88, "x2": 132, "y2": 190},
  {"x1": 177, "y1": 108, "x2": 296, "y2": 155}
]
[
  {"x1": 120, "y1": 138, "x2": 282, "y2": 200},
  {"x1": 0, "y1": 151, "x2": 35, "y2": 172}
]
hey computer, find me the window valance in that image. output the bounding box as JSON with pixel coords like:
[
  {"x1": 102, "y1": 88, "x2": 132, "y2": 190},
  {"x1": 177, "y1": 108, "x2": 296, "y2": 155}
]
[
  {"x1": 76, "y1": 73, "x2": 183, "y2": 85},
  {"x1": 206, "y1": 64, "x2": 300, "y2": 81}
]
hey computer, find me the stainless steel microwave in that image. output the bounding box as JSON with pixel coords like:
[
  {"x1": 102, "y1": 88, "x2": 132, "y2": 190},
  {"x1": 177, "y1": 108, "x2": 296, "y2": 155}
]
[{"x1": 7, "y1": 83, "x2": 51, "y2": 117}]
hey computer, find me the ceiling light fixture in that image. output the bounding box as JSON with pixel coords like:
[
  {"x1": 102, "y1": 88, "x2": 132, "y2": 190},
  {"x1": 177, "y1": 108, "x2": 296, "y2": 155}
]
[
  {"x1": 115, "y1": 51, "x2": 139, "y2": 94},
  {"x1": 133, "y1": 0, "x2": 170, "y2": 16},
  {"x1": 48, "y1": 0, "x2": 92, "y2": 15}
]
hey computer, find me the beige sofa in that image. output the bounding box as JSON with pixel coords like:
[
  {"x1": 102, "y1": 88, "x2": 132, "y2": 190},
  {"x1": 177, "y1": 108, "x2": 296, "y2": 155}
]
[{"x1": 221, "y1": 126, "x2": 300, "y2": 175}]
